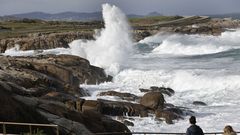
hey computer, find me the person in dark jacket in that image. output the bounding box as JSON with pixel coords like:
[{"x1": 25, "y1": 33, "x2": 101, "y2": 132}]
[{"x1": 186, "y1": 116, "x2": 204, "y2": 135}]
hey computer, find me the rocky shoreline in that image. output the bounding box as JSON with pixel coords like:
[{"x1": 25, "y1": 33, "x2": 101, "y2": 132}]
[
  {"x1": 1, "y1": 16, "x2": 240, "y2": 53},
  {"x1": 0, "y1": 16, "x2": 238, "y2": 134},
  {"x1": 0, "y1": 54, "x2": 195, "y2": 134}
]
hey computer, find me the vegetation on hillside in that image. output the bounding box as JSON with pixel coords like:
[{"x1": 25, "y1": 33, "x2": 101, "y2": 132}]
[{"x1": 0, "y1": 16, "x2": 182, "y2": 39}]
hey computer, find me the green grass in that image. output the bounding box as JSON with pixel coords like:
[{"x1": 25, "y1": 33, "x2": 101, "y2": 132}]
[
  {"x1": 129, "y1": 15, "x2": 183, "y2": 26},
  {"x1": 0, "y1": 16, "x2": 183, "y2": 39},
  {"x1": 0, "y1": 20, "x2": 101, "y2": 39}
]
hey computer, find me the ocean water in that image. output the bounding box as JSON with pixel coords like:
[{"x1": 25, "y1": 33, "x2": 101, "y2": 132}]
[
  {"x1": 3, "y1": 3, "x2": 240, "y2": 133},
  {"x1": 80, "y1": 30, "x2": 240, "y2": 132}
]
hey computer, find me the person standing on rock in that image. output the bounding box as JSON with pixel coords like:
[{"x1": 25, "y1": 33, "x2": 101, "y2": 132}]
[{"x1": 186, "y1": 116, "x2": 204, "y2": 135}]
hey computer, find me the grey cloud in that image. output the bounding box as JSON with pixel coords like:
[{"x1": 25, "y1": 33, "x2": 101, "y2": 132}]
[{"x1": 0, "y1": 0, "x2": 240, "y2": 16}]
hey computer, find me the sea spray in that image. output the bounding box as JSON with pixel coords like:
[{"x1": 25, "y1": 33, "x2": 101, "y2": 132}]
[
  {"x1": 139, "y1": 30, "x2": 240, "y2": 55},
  {"x1": 69, "y1": 3, "x2": 133, "y2": 75}
]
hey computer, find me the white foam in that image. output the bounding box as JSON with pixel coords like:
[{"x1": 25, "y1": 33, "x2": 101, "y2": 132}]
[
  {"x1": 69, "y1": 3, "x2": 133, "y2": 75},
  {"x1": 140, "y1": 30, "x2": 240, "y2": 55}
]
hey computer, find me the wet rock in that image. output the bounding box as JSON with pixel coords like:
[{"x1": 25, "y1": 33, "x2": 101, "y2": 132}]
[
  {"x1": 140, "y1": 86, "x2": 175, "y2": 96},
  {"x1": 155, "y1": 110, "x2": 180, "y2": 124},
  {"x1": 98, "y1": 99, "x2": 149, "y2": 117},
  {"x1": 123, "y1": 120, "x2": 134, "y2": 127},
  {"x1": 98, "y1": 90, "x2": 140, "y2": 101},
  {"x1": 193, "y1": 101, "x2": 207, "y2": 106},
  {"x1": 140, "y1": 92, "x2": 165, "y2": 110}
]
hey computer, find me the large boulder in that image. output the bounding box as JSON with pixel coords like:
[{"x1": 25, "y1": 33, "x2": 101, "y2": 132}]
[{"x1": 140, "y1": 92, "x2": 165, "y2": 110}]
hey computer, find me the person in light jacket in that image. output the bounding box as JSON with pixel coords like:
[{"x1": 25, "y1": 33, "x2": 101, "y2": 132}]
[
  {"x1": 186, "y1": 116, "x2": 204, "y2": 135},
  {"x1": 224, "y1": 125, "x2": 237, "y2": 135}
]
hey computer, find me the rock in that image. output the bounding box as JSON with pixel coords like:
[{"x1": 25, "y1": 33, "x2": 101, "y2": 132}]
[
  {"x1": 140, "y1": 86, "x2": 175, "y2": 96},
  {"x1": 193, "y1": 101, "x2": 207, "y2": 106},
  {"x1": 155, "y1": 110, "x2": 180, "y2": 124},
  {"x1": 98, "y1": 99, "x2": 149, "y2": 117},
  {"x1": 42, "y1": 92, "x2": 78, "y2": 102},
  {"x1": 38, "y1": 103, "x2": 130, "y2": 134},
  {"x1": 0, "y1": 54, "x2": 130, "y2": 134},
  {"x1": 97, "y1": 91, "x2": 140, "y2": 101},
  {"x1": 0, "y1": 54, "x2": 111, "y2": 98},
  {"x1": 123, "y1": 120, "x2": 134, "y2": 126},
  {"x1": 0, "y1": 32, "x2": 94, "y2": 53},
  {"x1": 140, "y1": 92, "x2": 165, "y2": 110},
  {"x1": 164, "y1": 107, "x2": 184, "y2": 115},
  {"x1": 101, "y1": 117, "x2": 131, "y2": 134},
  {"x1": 38, "y1": 110, "x2": 93, "y2": 135},
  {"x1": 0, "y1": 84, "x2": 55, "y2": 134},
  {"x1": 150, "y1": 86, "x2": 175, "y2": 96},
  {"x1": 81, "y1": 100, "x2": 101, "y2": 112}
]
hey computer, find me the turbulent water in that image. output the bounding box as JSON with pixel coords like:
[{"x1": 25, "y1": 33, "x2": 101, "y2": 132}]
[
  {"x1": 69, "y1": 3, "x2": 133, "y2": 75},
  {"x1": 3, "y1": 3, "x2": 240, "y2": 133}
]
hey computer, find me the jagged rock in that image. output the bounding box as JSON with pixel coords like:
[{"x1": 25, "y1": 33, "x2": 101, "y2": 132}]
[
  {"x1": 140, "y1": 92, "x2": 165, "y2": 110},
  {"x1": 193, "y1": 101, "x2": 207, "y2": 106},
  {"x1": 97, "y1": 90, "x2": 140, "y2": 101}
]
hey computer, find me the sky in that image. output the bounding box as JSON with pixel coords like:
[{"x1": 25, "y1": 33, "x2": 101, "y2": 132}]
[{"x1": 1, "y1": 0, "x2": 240, "y2": 16}]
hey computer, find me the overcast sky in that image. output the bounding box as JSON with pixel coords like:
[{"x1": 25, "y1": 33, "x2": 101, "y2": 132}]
[{"x1": 1, "y1": 0, "x2": 240, "y2": 16}]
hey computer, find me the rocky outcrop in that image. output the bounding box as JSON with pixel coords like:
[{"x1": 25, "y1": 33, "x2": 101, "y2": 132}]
[
  {"x1": 0, "y1": 54, "x2": 128, "y2": 135},
  {"x1": 98, "y1": 91, "x2": 140, "y2": 101},
  {"x1": 0, "y1": 54, "x2": 111, "y2": 85},
  {"x1": 95, "y1": 87, "x2": 192, "y2": 125},
  {"x1": 133, "y1": 17, "x2": 240, "y2": 41},
  {"x1": 0, "y1": 31, "x2": 94, "y2": 53}
]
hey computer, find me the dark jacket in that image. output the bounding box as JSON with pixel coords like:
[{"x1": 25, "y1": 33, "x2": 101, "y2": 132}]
[{"x1": 186, "y1": 124, "x2": 204, "y2": 135}]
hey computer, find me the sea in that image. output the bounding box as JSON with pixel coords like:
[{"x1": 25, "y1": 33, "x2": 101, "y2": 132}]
[{"x1": 3, "y1": 3, "x2": 240, "y2": 133}]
